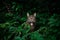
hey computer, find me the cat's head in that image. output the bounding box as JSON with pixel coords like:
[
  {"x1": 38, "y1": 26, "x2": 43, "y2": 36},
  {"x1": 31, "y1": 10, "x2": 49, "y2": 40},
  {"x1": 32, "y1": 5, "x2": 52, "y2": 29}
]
[{"x1": 26, "y1": 13, "x2": 36, "y2": 26}]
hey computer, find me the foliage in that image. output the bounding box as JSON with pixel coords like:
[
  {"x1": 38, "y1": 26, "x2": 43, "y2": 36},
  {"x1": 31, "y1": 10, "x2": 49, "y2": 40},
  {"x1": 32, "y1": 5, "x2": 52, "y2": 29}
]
[{"x1": 0, "y1": 0, "x2": 60, "y2": 40}]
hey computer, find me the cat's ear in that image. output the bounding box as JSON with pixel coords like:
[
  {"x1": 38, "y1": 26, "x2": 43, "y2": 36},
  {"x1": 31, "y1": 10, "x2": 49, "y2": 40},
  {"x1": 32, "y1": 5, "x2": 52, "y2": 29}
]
[
  {"x1": 34, "y1": 13, "x2": 36, "y2": 17},
  {"x1": 27, "y1": 13, "x2": 29, "y2": 17}
]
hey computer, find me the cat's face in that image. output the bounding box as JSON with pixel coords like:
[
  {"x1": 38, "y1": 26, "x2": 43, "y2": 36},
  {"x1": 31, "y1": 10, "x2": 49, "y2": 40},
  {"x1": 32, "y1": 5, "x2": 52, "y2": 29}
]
[{"x1": 27, "y1": 13, "x2": 36, "y2": 26}]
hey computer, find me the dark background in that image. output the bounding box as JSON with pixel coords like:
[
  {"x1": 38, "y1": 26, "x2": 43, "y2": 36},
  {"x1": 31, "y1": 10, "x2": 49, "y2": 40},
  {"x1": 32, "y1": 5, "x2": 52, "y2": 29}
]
[{"x1": 0, "y1": 0, "x2": 60, "y2": 40}]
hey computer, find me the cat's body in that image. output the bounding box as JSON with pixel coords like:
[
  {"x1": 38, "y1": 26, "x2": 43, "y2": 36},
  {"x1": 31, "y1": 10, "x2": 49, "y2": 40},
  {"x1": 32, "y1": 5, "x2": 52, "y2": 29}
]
[{"x1": 26, "y1": 13, "x2": 36, "y2": 32}]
